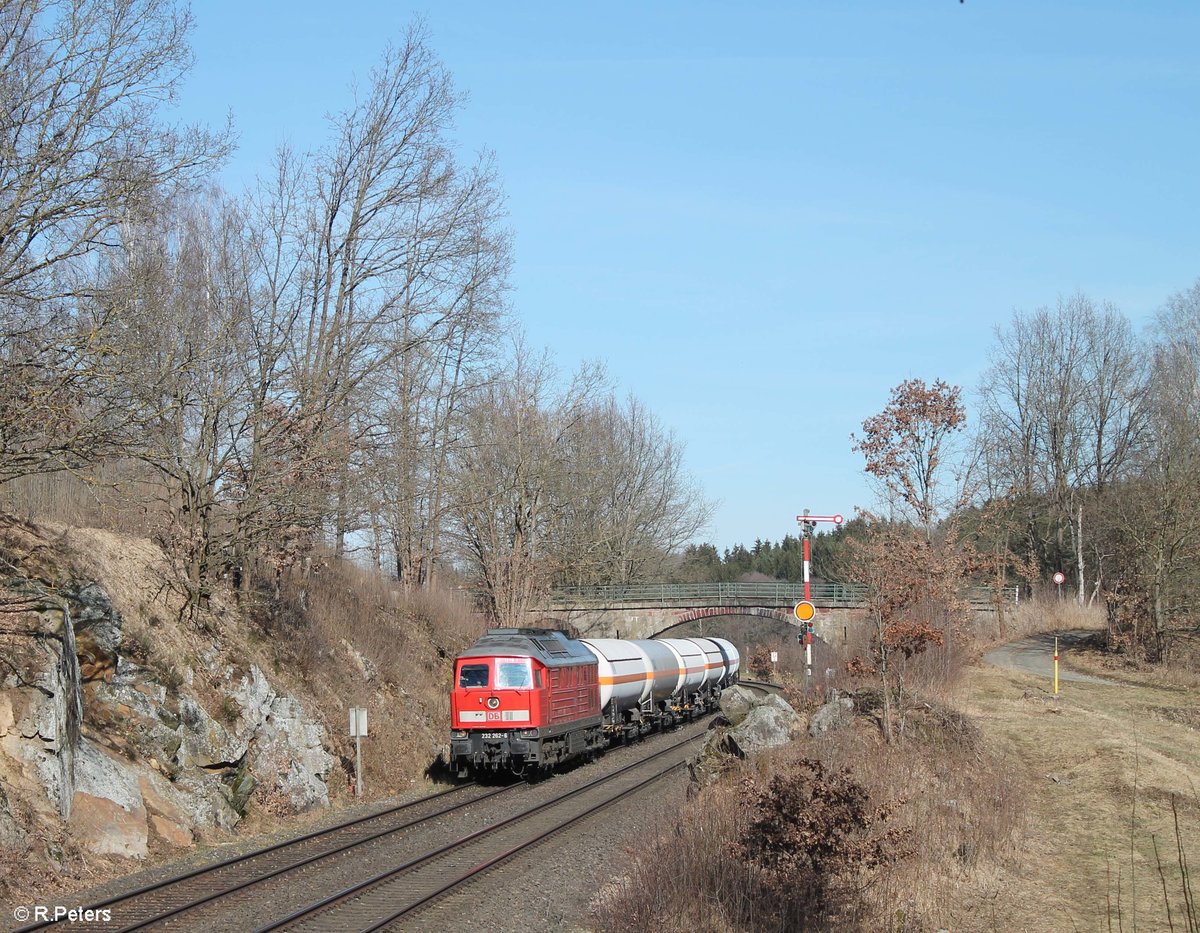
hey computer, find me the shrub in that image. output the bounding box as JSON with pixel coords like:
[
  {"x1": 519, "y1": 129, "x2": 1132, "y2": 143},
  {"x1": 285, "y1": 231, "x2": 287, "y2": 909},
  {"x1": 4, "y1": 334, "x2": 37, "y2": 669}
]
[{"x1": 734, "y1": 758, "x2": 913, "y2": 926}]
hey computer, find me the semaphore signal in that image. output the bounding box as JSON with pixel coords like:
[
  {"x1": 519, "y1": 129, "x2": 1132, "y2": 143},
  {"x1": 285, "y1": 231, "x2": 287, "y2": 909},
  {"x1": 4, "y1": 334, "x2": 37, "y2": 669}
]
[{"x1": 795, "y1": 509, "x2": 844, "y2": 681}]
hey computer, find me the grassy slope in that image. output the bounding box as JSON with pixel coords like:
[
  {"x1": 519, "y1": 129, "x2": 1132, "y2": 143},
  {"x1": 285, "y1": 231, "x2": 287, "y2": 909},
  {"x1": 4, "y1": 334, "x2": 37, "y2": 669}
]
[{"x1": 957, "y1": 649, "x2": 1200, "y2": 932}]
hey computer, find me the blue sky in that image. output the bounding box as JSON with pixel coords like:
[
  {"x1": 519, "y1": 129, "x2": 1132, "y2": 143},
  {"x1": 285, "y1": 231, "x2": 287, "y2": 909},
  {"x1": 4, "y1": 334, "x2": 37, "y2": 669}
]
[{"x1": 178, "y1": 2, "x2": 1200, "y2": 551}]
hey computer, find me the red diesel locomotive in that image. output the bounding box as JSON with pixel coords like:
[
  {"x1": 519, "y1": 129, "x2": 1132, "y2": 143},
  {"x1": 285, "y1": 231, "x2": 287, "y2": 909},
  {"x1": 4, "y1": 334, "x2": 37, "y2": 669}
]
[
  {"x1": 450, "y1": 628, "x2": 605, "y2": 777},
  {"x1": 450, "y1": 627, "x2": 740, "y2": 778}
]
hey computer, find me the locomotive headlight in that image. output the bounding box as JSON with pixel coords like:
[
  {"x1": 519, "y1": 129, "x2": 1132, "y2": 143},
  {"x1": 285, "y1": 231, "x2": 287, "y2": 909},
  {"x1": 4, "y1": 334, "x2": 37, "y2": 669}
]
[
  {"x1": 486, "y1": 696, "x2": 500, "y2": 710},
  {"x1": 452, "y1": 730, "x2": 467, "y2": 738}
]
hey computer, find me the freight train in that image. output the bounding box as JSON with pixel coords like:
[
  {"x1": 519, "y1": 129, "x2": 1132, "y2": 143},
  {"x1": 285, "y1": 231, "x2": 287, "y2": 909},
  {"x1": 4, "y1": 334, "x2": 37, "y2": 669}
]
[{"x1": 449, "y1": 627, "x2": 740, "y2": 778}]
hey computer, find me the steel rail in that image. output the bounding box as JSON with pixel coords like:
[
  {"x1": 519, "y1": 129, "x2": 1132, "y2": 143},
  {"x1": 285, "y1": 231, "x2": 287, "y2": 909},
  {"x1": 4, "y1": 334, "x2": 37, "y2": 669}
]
[
  {"x1": 253, "y1": 730, "x2": 705, "y2": 933},
  {"x1": 10, "y1": 781, "x2": 490, "y2": 933},
  {"x1": 736, "y1": 678, "x2": 783, "y2": 695},
  {"x1": 109, "y1": 782, "x2": 517, "y2": 933},
  {"x1": 366, "y1": 752, "x2": 690, "y2": 931}
]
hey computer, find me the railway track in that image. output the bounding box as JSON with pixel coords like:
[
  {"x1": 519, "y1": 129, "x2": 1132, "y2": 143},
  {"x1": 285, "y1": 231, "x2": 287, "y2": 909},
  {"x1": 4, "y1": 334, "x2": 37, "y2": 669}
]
[
  {"x1": 737, "y1": 678, "x2": 782, "y2": 696},
  {"x1": 11, "y1": 723, "x2": 717, "y2": 933},
  {"x1": 256, "y1": 730, "x2": 704, "y2": 932},
  {"x1": 10, "y1": 782, "x2": 516, "y2": 933}
]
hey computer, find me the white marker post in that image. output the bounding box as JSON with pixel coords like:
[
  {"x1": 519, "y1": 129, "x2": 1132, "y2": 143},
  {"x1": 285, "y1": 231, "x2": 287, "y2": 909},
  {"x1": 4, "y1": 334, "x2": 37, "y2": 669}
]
[{"x1": 349, "y1": 707, "x2": 368, "y2": 797}]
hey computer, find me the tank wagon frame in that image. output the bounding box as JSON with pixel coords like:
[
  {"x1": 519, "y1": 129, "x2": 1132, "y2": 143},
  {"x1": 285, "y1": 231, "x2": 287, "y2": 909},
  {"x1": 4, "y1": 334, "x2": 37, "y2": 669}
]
[{"x1": 450, "y1": 628, "x2": 740, "y2": 778}]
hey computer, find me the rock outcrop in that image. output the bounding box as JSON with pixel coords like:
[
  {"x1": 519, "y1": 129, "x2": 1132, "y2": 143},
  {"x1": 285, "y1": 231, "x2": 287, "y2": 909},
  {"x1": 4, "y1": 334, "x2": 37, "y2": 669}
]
[
  {"x1": 0, "y1": 516, "x2": 334, "y2": 874},
  {"x1": 808, "y1": 689, "x2": 855, "y2": 737},
  {"x1": 691, "y1": 687, "x2": 805, "y2": 786}
]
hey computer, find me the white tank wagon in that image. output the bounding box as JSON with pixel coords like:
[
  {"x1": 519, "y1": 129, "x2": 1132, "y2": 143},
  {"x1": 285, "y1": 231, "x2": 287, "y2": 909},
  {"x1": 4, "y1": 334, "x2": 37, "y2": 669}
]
[
  {"x1": 707, "y1": 636, "x2": 740, "y2": 681},
  {"x1": 580, "y1": 636, "x2": 741, "y2": 741}
]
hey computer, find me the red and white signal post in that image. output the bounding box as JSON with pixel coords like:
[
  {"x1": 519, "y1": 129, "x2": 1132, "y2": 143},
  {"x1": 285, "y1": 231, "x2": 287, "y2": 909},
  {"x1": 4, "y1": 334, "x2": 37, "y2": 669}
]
[{"x1": 795, "y1": 510, "x2": 844, "y2": 680}]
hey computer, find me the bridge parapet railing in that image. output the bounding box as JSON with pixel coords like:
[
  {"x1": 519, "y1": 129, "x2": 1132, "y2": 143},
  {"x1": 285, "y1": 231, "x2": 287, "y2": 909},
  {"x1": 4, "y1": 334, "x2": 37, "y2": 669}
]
[{"x1": 547, "y1": 582, "x2": 1017, "y2": 610}]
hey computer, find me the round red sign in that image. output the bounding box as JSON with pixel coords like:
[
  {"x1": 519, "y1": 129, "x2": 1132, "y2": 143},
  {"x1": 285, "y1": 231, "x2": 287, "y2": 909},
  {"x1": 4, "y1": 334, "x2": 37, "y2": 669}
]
[{"x1": 1053, "y1": 572, "x2": 1065, "y2": 585}]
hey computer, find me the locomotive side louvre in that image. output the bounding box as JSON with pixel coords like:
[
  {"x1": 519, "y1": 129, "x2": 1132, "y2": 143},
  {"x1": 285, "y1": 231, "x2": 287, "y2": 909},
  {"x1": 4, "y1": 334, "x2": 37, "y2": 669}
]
[{"x1": 546, "y1": 662, "x2": 599, "y2": 724}]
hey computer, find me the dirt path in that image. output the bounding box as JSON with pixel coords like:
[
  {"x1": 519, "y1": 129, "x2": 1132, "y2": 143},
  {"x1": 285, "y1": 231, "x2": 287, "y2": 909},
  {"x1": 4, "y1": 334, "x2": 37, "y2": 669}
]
[
  {"x1": 954, "y1": 635, "x2": 1200, "y2": 932},
  {"x1": 983, "y1": 629, "x2": 1117, "y2": 685}
]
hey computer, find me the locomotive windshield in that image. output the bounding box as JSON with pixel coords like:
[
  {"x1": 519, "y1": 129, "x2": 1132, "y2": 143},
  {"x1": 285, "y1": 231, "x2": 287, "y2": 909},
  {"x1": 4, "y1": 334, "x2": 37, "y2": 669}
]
[
  {"x1": 459, "y1": 664, "x2": 489, "y2": 688},
  {"x1": 496, "y1": 658, "x2": 532, "y2": 689}
]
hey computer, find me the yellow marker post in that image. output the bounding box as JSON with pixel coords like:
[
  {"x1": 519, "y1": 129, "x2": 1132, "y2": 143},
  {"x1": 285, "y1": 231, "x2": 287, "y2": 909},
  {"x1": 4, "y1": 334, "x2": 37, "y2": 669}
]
[{"x1": 1053, "y1": 636, "x2": 1059, "y2": 695}]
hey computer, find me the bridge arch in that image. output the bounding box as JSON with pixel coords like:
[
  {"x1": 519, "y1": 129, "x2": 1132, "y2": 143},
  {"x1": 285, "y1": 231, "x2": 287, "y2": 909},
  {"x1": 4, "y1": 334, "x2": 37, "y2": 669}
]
[{"x1": 655, "y1": 606, "x2": 795, "y2": 640}]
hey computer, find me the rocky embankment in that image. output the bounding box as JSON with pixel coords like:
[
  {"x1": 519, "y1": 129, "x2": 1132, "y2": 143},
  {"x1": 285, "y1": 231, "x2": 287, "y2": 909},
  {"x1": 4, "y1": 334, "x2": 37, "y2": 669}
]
[
  {"x1": 690, "y1": 684, "x2": 857, "y2": 785},
  {"x1": 0, "y1": 516, "x2": 333, "y2": 894}
]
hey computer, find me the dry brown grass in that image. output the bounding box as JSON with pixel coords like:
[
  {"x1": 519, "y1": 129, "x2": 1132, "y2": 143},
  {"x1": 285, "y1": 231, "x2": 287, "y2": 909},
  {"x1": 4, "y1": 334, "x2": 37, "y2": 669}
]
[
  {"x1": 589, "y1": 769, "x2": 764, "y2": 933},
  {"x1": 955, "y1": 656, "x2": 1200, "y2": 930},
  {"x1": 236, "y1": 554, "x2": 487, "y2": 798},
  {"x1": 594, "y1": 595, "x2": 1200, "y2": 933},
  {"x1": 593, "y1": 694, "x2": 1027, "y2": 932},
  {"x1": 5, "y1": 462, "x2": 167, "y2": 538},
  {"x1": 985, "y1": 597, "x2": 1107, "y2": 645},
  {"x1": 1063, "y1": 630, "x2": 1200, "y2": 692}
]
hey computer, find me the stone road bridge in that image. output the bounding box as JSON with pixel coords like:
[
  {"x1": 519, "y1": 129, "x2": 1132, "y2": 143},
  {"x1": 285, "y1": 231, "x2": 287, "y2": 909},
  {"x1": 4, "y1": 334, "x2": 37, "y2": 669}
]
[{"x1": 538, "y1": 582, "x2": 1018, "y2": 643}]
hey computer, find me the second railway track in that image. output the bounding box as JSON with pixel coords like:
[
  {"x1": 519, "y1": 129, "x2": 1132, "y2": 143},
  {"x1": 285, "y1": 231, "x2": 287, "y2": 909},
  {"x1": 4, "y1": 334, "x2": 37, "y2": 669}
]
[
  {"x1": 261, "y1": 729, "x2": 706, "y2": 932},
  {"x1": 11, "y1": 782, "x2": 513, "y2": 933}
]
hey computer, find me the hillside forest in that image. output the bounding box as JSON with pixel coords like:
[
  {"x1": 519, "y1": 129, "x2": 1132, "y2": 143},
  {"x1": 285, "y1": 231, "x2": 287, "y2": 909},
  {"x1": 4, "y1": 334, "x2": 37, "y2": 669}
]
[{"x1": 0, "y1": 4, "x2": 710, "y2": 632}]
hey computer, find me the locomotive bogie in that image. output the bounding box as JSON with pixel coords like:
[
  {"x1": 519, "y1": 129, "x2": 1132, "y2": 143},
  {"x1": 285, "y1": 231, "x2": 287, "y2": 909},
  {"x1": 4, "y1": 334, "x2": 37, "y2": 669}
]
[{"x1": 450, "y1": 719, "x2": 605, "y2": 776}]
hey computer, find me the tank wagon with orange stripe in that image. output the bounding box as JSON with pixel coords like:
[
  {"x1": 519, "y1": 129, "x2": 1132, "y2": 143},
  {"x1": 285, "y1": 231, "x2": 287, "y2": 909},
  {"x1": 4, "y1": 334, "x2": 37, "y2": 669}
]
[{"x1": 450, "y1": 628, "x2": 740, "y2": 778}]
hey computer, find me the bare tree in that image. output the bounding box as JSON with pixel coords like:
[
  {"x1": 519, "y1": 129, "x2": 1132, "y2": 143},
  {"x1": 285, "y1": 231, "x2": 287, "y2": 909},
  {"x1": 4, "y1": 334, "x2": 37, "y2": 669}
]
[
  {"x1": 0, "y1": 0, "x2": 229, "y2": 483},
  {"x1": 1105, "y1": 281, "x2": 1200, "y2": 658},
  {"x1": 363, "y1": 155, "x2": 511, "y2": 588},
  {"x1": 449, "y1": 345, "x2": 603, "y2": 625},
  {"x1": 284, "y1": 27, "x2": 462, "y2": 557},
  {"x1": 101, "y1": 191, "x2": 257, "y2": 612},
  {"x1": 553, "y1": 395, "x2": 711, "y2": 585},
  {"x1": 977, "y1": 294, "x2": 1147, "y2": 601}
]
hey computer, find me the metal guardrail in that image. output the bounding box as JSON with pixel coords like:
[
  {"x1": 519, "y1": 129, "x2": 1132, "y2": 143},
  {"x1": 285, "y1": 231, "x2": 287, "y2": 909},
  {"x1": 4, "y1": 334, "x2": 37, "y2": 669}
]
[{"x1": 548, "y1": 582, "x2": 1018, "y2": 610}]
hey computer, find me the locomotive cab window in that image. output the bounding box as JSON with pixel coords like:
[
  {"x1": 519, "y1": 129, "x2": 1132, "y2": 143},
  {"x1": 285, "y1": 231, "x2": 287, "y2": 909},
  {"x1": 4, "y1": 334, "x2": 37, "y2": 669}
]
[
  {"x1": 496, "y1": 659, "x2": 532, "y2": 689},
  {"x1": 459, "y1": 664, "x2": 489, "y2": 688}
]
